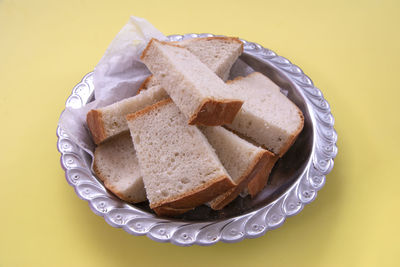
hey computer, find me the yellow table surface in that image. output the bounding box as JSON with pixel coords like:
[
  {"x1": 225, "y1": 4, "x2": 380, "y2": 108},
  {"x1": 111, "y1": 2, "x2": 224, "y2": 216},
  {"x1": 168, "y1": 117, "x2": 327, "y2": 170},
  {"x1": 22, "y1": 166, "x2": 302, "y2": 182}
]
[{"x1": 1, "y1": 0, "x2": 399, "y2": 266}]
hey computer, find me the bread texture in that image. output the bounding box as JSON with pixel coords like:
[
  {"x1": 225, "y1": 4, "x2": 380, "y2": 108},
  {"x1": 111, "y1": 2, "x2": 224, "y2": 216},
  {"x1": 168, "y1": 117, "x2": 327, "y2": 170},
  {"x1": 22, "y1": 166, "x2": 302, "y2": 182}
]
[
  {"x1": 226, "y1": 72, "x2": 304, "y2": 157},
  {"x1": 139, "y1": 37, "x2": 243, "y2": 92},
  {"x1": 86, "y1": 85, "x2": 168, "y2": 144},
  {"x1": 89, "y1": 37, "x2": 243, "y2": 143},
  {"x1": 140, "y1": 39, "x2": 243, "y2": 126},
  {"x1": 93, "y1": 133, "x2": 146, "y2": 203},
  {"x1": 137, "y1": 75, "x2": 160, "y2": 95},
  {"x1": 177, "y1": 36, "x2": 243, "y2": 81},
  {"x1": 126, "y1": 99, "x2": 235, "y2": 216},
  {"x1": 201, "y1": 126, "x2": 276, "y2": 210}
]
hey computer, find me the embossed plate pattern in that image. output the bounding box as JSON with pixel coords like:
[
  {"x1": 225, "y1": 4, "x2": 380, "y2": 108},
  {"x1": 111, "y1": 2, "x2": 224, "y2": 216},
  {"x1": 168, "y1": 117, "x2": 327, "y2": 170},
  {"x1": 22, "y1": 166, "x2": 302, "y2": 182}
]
[{"x1": 57, "y1": 33, "x2": 337, "y2": 246}]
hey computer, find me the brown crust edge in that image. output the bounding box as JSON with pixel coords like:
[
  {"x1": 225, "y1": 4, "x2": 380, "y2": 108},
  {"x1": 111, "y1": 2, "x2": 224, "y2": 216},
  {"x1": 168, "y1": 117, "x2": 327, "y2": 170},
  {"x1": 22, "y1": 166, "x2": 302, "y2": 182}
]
[
  {"x1": 210, "y1": 150, "x2": 271, "y2": 210},
  {"x1": 151, "y1": 174, "x2": 235, "y2": 215},
  {"x1": 86, "y1": 109, "x2": 107, "y2": 145},
  {"x1": 136, "y1": 75, "x2": 153, "y2": 95},
  {"x1": 125, "y1": 98, "x2": 173, "y2": 122},
  {"x1": 226, "y1": 74, "x2": 249, "y2": 84},
  {"x1": 247, "y1": 151, "x2": 279, "y2": 197},
  {"x1": 141, "y1": 38, "x2": 185, "y2": 61},
  {"x1": 188, "y1": 98, "x2": 243, "y2": 126},
  {"x1": 142, "y1": 39, "x2": 244, "y2": 126},
  {"x1": 140, "y1": 38, "x2": 155, "y2": 61},
  {"x1": 176, "y1": 36, "x2": 243, "y2": 51},
  {"x1": 152, "y1": 206, "x2": 193, "y2": 217},
  {"x1": 125, "y1": 97, "x2": 236, "y2": 216},
  {"x1": 226, "y1": 71, "x2": 265, "y2": 85},
  {"x1": 139, "y1": 37, "x2": 244, "y2": 95}
]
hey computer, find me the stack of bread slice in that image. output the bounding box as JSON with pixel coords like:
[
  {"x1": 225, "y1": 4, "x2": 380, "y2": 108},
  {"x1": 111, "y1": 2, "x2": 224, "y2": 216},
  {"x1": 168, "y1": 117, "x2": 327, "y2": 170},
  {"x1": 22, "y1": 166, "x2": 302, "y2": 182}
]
[{"x1": 87, "y1": 36, "x2": 303, "y2": 216}]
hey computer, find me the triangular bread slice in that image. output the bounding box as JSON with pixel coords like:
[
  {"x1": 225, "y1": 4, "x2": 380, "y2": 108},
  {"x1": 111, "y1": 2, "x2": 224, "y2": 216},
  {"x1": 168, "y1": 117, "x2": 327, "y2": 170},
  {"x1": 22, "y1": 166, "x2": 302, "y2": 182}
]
[
  {"x1": 87, "y1": 85, "x2": 167, "y2": 144},
  {"x1": 93, "y1": 132, "x2": 146, "y2": 203},
  {"x1": 226, "y1": 72, "x2": 304, "y2": 157},
  {"x1": 95, "y1": 124, "x2": 277, "y2": 209},
  {"x1": 88, "y1": 37, "x2": 243, "y2": 144},
  {"x1": 177, "y1": 36, "x2": 243, "y2": 81},
  {"x1": 140, "y1": 39, "x2": 243, "y2": 126},
  {"x1": 201, "y1": 126, "x2": 277, "y2": 210},
  {"x1": 126, "y1": 98, "x2": 235, "y2": 216},
  {"x1": 139, "y1": 36, "x2": 243, "y2": 91}
]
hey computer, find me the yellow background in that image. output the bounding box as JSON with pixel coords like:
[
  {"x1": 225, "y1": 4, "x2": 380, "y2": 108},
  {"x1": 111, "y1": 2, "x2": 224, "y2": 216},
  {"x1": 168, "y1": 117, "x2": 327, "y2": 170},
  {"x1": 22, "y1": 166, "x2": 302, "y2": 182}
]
[{"x1": 1, "y1": 0, "x2": 399, "y2": 266}]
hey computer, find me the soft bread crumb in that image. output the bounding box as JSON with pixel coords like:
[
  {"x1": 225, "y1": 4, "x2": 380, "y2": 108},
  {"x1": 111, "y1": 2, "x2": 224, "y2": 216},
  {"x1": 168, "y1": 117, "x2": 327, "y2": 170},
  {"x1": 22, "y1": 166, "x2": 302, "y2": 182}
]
[
  {"x1": 126, "y1": 99, "x2": 235, "y2": 214},
  {"x1": 226, "y1": 72, "x2": 304, "y2": 156},
  {"x1": 141, "y1": 39, "x2": 243, "y2": 126},
  {"x1": 93, "y1": 133, "x2": 146, "y2": 203}
]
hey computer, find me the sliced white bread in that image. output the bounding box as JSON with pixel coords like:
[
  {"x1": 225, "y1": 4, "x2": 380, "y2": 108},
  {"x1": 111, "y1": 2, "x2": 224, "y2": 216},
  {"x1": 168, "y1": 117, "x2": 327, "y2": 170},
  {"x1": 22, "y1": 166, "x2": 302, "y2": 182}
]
[
  {"x1": 87, "y1": 84, "x2": 168, "y2": 144},
  {"x1": 89, "y1": 37, "x2": 243, "y2": 143},
  {"x1": 93, "y1": 132, "x2": 146, "y2": 203},
  {"x1": 140, "y1": 39, "x2": 243, "y2": 126},
  {"x1": 136, "y1": 75, "x2": 160, "y2": 95},
  {"x1": 200, "y1": 126, "x2": 276, "y2": 210},
  {"x1": 178, "y1": 37, "x2": 243, "y2": 81},
  {"x1": 95, "y1": 124, "x2": 277, "y2": 208},
  {"x1": 246, "y1": 152, "x2": 279, "y2": 197},
  {"x1": 226, "y1": 72, "x2": 304, "y2": 157},
  {"x1": 126, "y1": 98, "x2": 235, "y2": 216},
  {"x1": 138, "y1": 37, "x2": 242, "y2": 93}
]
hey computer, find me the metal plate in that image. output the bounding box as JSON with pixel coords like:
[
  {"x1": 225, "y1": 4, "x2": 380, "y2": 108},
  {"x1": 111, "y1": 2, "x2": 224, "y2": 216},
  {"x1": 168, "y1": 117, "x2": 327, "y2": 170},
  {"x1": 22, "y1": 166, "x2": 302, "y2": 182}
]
[{"x1": 57, "y1": 33, "x2": 337, "y2": 246}]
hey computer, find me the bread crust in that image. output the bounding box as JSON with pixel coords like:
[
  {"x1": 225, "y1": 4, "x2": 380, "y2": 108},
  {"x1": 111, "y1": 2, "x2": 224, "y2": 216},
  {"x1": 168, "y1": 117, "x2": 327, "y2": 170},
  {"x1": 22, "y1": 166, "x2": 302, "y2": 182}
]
[
  {"x1": 152, "y1": 206, "x2": 192, "y2": 217},
  {"x1": 210, "y1": 150, "x2": 272, "y2": 210},
  {"x1": 188, "y1": 98, "x2": 243, "y2": 126},
  {"x1": 136, "y1": 75, "x2": 153, "y2": 95},
  {"x1": 86, "y1": 109, "x2": 107, "y2": 145},
  {"x1": 247, "y1": 152, "x2": 279, "y2": 197},
  {"x1": 175, "y1": 36, "x2": 243, "y2": 51},
  {"x1": 226, "y1": 74, "x2": 247, "y2": 84},
  {"x1": 141, "y1": 38, "x2": 183, "y2": 60},
  {"x1": 142, "y1": 39, "x2": 244, "y2": 126},
  {"x1": 126, "y1": 98, "x2": 173, "y2": 122},
  {"x1": 140, "y1": 37, "x2": 243, "y2": 98},
  {"x1": 142, "y1": 37, "x2": 241, "y2": 60},
  {"x1": 126, "y1": 98, "x2": 235, "y2": 216},
  {"x1": 151, "y1": 174, "x2": 235, "y2": 215}
]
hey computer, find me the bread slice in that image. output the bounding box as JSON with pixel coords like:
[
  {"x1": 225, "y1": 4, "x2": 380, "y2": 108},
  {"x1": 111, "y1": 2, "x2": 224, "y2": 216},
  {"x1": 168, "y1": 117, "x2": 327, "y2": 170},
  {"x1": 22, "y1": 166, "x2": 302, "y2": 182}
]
[
  {"x1": 93, "y1": 132, "x2": 146, "y2": 203},
  {"x1": 138, "y1": 36, "x2": 243, "y2": 93},
  {"x1": 126, "y1": 98, "x2": 235, "y2": 216},
  {"x1": 246, "y1": 152, "x2": 279, "y2": 197},
  {"x1": 226, "y1": 72, "x2": 304, "y2": 157},
  {"x1": 140, "y1": 39, "x2": 243, "y2": 126},
  {"x1": 94, "y1": 123, "x2": 277, "y2": 208},
  {"x1": 176, "y1": 36, "x2": 243, "y2": 81},
  {"x1": 89, "y1": 37, "x2": 243, "y2": 143},
  {"x1": 136, "y1": 75, "x2": 160, "y2": 95},
  {"x1": 87, "y1": 85, "x2": 168, "y2": 144},
  {"x1": 200, "y1": 126, "x2": 276, "y2": 210}
]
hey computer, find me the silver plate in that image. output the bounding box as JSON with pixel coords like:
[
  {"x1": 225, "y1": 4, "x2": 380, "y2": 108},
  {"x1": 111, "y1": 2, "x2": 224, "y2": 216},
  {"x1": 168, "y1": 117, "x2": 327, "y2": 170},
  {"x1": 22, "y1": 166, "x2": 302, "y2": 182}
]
[{"x1": 57, "y1": 33, "x2": 337, "y2": 246}]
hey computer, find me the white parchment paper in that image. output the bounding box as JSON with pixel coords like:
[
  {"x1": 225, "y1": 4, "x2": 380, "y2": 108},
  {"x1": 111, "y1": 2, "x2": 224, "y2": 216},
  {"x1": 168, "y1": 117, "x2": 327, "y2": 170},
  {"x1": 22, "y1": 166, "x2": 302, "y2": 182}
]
[{"x1": 58, "y1": 16, "x2": 167, "y2": 155}]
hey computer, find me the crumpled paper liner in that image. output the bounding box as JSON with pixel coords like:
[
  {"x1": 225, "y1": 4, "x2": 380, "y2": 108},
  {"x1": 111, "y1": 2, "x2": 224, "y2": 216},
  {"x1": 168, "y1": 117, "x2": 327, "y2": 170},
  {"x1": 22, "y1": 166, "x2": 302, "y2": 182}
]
[{"x1": 58, "y1": 16, "x2": 167, "y2": 155}]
